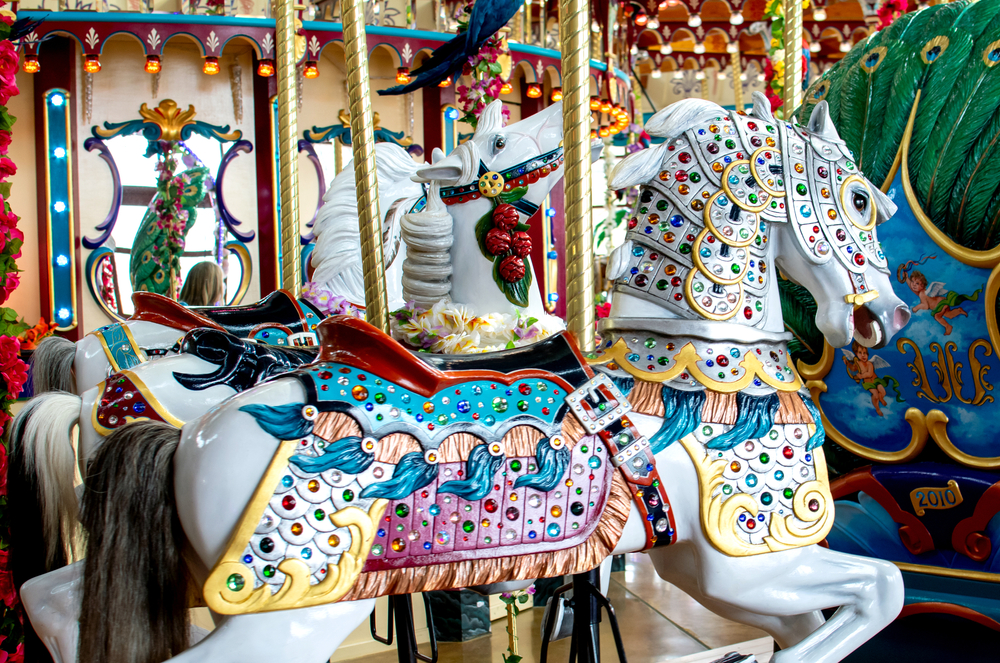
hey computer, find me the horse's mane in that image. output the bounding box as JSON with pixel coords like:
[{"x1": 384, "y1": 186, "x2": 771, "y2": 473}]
[
  {"x1": 310, "y1": 142, "x2": 424, "y2": 305},
  {"x1": 794, "y1": 0, "x2": 1000, "y2": 250}
]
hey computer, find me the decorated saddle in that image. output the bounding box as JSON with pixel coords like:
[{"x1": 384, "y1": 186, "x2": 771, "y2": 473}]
[
  {"x1": 204, "y1": 317, "x2": 673, "y2": 615},
  {"x1": 92, "y1": 329, "x2": 318, "y2": 436}
]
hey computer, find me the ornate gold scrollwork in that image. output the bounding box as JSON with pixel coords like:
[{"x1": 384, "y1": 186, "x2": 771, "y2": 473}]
[{"x1": 896, "y1": 337, "x2": 994, "y2": 406}]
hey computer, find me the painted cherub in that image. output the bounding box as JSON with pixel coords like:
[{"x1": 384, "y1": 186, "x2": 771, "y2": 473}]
[
  {"x1": 897, "y1": 256, "x2": 981, "y2": 335},
  {"x1": 842, "y1": 341, "x2": 902, "y2": 416}
]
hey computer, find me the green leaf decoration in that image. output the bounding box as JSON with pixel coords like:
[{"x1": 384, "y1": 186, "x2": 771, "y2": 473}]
[
  {"x1": 949, "y1": 106, "x2": 1000, "y2": 246},
  {"x1": 498, "y1": 186, "x2": 528, "y2": 204},
  {"x1": 0, "y1": 182, "x2": 11, "y2": 200},
  {"x1": 0, "y1": 107, "x2": 16, "y2": 133},
  {"x1": 474, "y1": 209, "x2": 496, "y2": 261},
  {"x1": 492, "y1": 254, "x2": 533, "y2": 308},
  {"x1": 514, "y1": 222, "x2": 531, "y2": 232}
]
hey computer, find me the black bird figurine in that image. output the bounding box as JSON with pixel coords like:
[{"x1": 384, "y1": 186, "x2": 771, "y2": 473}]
[{"x1": 379, "y1": 0, "x2": 521, "y2": 96}]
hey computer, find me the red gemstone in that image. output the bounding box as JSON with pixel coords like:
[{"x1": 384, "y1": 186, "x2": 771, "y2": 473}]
[
  {"x1": 318, "y1": 370, "x2": 333, "y2": 380},
  {"x1": 649, "y1": 253, "x2": 659, "y2": 260},
  {"x1": 717, "y1": 356, "x2": 729, "y2": 367},
  {"x1": 282, "y1": 495, "x2": 296, "y2": 511},
  {"x1": 674, "y1": 293, "x2": 683, "y2": 301},
  {"x1": 746, "y1": 520, "x2": 756, "y2": 529},
  {"x1": 675, "y1": 170, "x2": 689, "y2": 182},
  {"x1": 747, "y1": 122, "x2": 758, "y2": 131},
  {"x1": 542, "y1": 407, "x2": 550, "y2": 415},
  {"x1": 628, "y1": 217, "x2": 639, "y2": 229},
  {"x1": 707, "y1": 235, "x2": 716, "y2": 244},
  {"x1": 484, "y1": 499, "x2": 498, "y2": 513},
  {"x1": 744, "y1": 306, "x2": 753, "y2": 319},
  {"x1": 519, "y1": 383, "x2": 532, "y2": 395},
  {"x1": 671, "y1": 277, "x2": 682, "y2": 286},
  {"x1": 678, "y1": 152, "x2": 692, "y2": 163},
  {"x1": 817, "y1": 167, "x2": 829, "y2": 178},
  {"x1": 783, "y1": 446, "x2": 794, "y2": 459},
  {"x1": 854, "y1": 253, "x2": 866, "y2": 266}
]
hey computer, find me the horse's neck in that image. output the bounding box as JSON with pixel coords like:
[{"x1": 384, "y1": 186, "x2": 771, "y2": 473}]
[
  {"x1": 608, "y1": 183, "x2": 786, "y2": 341},
  {"x1": 446, "y1": 197, "x2": 546, "y2": 318}
]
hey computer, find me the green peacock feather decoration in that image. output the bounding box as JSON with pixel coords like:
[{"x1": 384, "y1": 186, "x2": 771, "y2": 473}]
[{"x1": 129, "y1": 143, "x2": 210, "y2": 297}]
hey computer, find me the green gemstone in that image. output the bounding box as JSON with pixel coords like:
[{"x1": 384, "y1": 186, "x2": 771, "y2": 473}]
[
  {"x1": 517, "y1": 400, "x2": 529, "y2": 412},
  {"x1": 581, "y1": 445, "x2": 589, "y2": 453},
  {"x1": 680, "y1": 244, "x2": 691, "y2": 254},
  {"x1": 644, "y1": 337, "x2": 656, "y2": 348},
  {"x1": 690, "y1": 172, "x2": 702, "y2": 183},
  {"x1": 759, "y1": 453, "x2": 770, "y2": 464},
  {"x1": 422, "y1": 520, "x2": 429, "y2": 526},
  {"x1": 314, "y1": 509, "x2": 325, "y2": 521},
  {"x1": 511, "y1": 460, "x2": 522, "y2": 472},
  {"x1": 226, "y1": 573, "x2": 245, "y2": 592},
  {"x1": 640, "y1": 207, "x2": 648, "y2": 214},
  {"x1": 656, "y1": 279, "x2": 668, "y2": 290},
  {"x1": 769, "y1": 430, "x2": 779, "y2": 440},
  {"x1": 761, "y1": 492, "x2": 773, "y2": 505},
  {"x1": 395, "y1": 504, "x2": 410, "y2": 518},
  {"x1": 748, "y1": 194, "x2": 759, "y2": 204},
  {"x1": 702, "y1": 425, "x2": 713, "y2": 436},
  {"x1": 462, "y1": 520, "x2": 475, "y2": 533},
  {"x1": 796, "y1": 183, "x2": 807, "y2": 195},
  {"x1": 770, "y1": 201, "x2": 777, "y2": 208},
  {"x1": 437, "y1": 414, "x2": 448, "y2": 425},
  {"x1": 755, "y1": 301, "x2": 763, "y2": 311},
  {"x1": 658, "y1": 357, "x2": 669, "y2": 366},
  {"x1": 576, "y1": 488, "x2": 583, "y2": 495},
  {"x1": 343, "y1": 489, "x2": 354, "y2": 502},
  {"x1": 731, "y1": 264, "x2": 740, "y2": 273},
  {"x1": 598, "y1": 402, "x2": 607, "y2": 411},
  {"x1": 263, "y1": 565, "x2": 276, "y2": 578},
  {"x1": 725, "y1": 139, "x2": 736, "y2": 149},
  {"x1": 718, "y1": 371, "x2": 725, "y2": 379},
  {"x1": 783, "y1": 488, "x2": 794, "y2": 499},
  {"x1": 492, "y1": 397, "x2": 508, "y2": 413},
  {"x1": 652, "y1": 479, "x2": 660, "y2": 488},
  {"x1": 722, "y1": 484, "x2": 733, "y2": 494},
  {"x1": 657, "y1": 200, "x2": 668, "y2": 211},
  {"x1": 694, "y1": 282, "x2": 704, "y2": 292},
  {"x1": 374, "y1": 393, "x2": 386, "y2": 404}
]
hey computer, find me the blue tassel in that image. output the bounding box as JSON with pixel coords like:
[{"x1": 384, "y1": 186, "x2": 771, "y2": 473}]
[
  {"x1": 361, "y1": 452, "x2": 438, "y2": 500},
  {"x1": 514, "y1": 437, "x2": 570, "y2": 491},
  {"x1": 650, "y1": 387, "x2": 705, "y2": 453},
  {"x1": 439, "y1": 445, "x2": 505, "y2": 501},
  {"x1": 240, "y1": 403, "x2": 314, "y2": 440},
  {"x1": 706, "y1": 392, "x2": 781, "y2": 451},
  {"x1": 289, "y1": 437, "x2": 374, "y2": 474},
  {"x1": 800, "y1": 396, "x2": 826, "y2": 451},
  {"x1": 608, "y1": 375, "x2": 635, "y2": 396}
]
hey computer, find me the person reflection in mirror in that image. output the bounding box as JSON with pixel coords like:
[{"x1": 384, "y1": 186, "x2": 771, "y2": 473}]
[{"x1": 179, "y1": 261, "x2": 225, "y2": 307}]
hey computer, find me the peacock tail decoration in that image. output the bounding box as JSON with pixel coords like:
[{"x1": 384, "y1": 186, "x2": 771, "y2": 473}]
[
  {"x1": 129, "y1": 142, "x2": 211, "y2": 297},
  {"x1": 795, "y1": 0, "x2": 1000, "y2": 250}
]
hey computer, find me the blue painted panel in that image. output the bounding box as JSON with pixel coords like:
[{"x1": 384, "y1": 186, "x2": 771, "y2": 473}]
[{"x1": 45, "y1": 89, "x2": 76, "y2": 330}]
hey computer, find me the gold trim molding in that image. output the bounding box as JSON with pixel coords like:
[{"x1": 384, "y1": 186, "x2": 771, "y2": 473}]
[{"x1": 895, "y1": 561, "x2": 1000, "y2": 584}]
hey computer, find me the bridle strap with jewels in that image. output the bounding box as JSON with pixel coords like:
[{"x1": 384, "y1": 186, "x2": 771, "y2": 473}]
[{"x1": 436, "y1": 146, "x2": 565, "y2": 217}]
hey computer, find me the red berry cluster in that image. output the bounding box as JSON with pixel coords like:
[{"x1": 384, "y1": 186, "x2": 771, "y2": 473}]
[{"x1": 487, "y1": 204, "x2": 532, "y2": 283}]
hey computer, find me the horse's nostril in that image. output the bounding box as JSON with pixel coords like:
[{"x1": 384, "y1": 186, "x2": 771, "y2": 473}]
[{"x1": 894, "y1": 305, "x2": 911, "y2": 330}]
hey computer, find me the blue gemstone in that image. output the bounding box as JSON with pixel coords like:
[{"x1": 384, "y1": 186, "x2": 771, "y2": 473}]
[
  {"x1": 670, "y1": 215, "x2": 684, "y2": 227},
  {"x1": 528, "y1": 531, "x2": 536, "y2": 539},
  {"x1": 282, "y1": 475, "x2": 294, "y2": 488},
  {"x1": 133, "y1": 402, "x2": 146, "y2": 413},
  {"x1": 416, "y1": 414, "x2": 424, "y2": 422},
  {"x1": 646, "y1": 463, "x2": 654, "y2": 472},
  {"x1": 547, "y1": 523, "x2": 561, "y2": 537},
  {"x1": 631, "y1": 267, "x2": 639, "y2": 274},
  {"x1": 627, "y1": 353, "x2": 641, "y2": 361},
  {"x1": 243, "y1": 554, "x2": 253, "y2": 564},
  {"x1": 378, "y1": 528, "x2": 386, "y2": 537},
  {"x1": 775, "y1": 470, "x2": 784, "y2": 480},
  {"x1": 365, "y1": 403, "x2": 374, "y2": 411},
  {"x1": 738, "y1": 513, "x2": 747, "y2": 522},
  {"x1": 750, "y1": 260, "x2": 755, "y2": 267},
  {"x1": 706, "y1": 360, "x2": 714, "y2": 367},
  {"x1": 506, "y1": 389, "x2": 513, "y2": 396},
  {"x1": 429, "y1": 505, "x2": 441, "y2": 516},
  {"x1": 262, "y1": 331, "x2": 269, "y2": 338},
  {"x1": 646, "y1": 514, "x2": 654, "y2": 521},
  {"x1": 647, "y1": 355, "x2": 654, "y2": 360},
  {"x1": 588, "y1": 455, "x2": 602, "y2": 469},
  {"x1": 723, "y1": 156, "x2": 732, "y2": 164},
  {"x1": 805, "y1": 454, "x2": 812, "y2": 462},
  {"x1": 758, "y1": 514, "x2": 766, "y2": 522},
  {"x1": 302, "y1": 548, "x2": 312, "y2": 559},
  {"x1": 746, "y1": 474, "x2": 758, "y2": 487},
  {"x1": 424, "y1": 542, "x2": 432, "y2": 550},
  {"x1": 457, "y1": 400, "x2": 471, "y2": 413}
]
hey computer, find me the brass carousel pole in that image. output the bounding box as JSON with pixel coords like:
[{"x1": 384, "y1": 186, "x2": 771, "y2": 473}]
[
  {"x1": 275, "y1": 0, "x2": 300, "y2": 295},
  {"x1": 560, "y1": 0, "x2": 594, "y2": 351},
  {"x1": 731, "y1": 45, "x2": 744, "y2": 112},
  {"x1": 342, "y1": 0, "x2": 390, "y2": 332},
  {"x1": 782, "y1": 0, "x2": 803, "y2": 115}
]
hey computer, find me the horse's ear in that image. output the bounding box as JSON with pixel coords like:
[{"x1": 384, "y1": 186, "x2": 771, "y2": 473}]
[
  {"x1": 750, "y1": 91, "x2": 774, "y2": 122},
  {"x1": 608, "y1": 142, "x2": 669, "y2": 191},
  {"x1": 431, "y1": 147, "x2": 446, "y2": 164},
  {"x1": 644, "y1": 98, "x2": 725, "y2": 138},
  {"x1": 474, "y1": 100, "x2": 505, "y2": 137},
  {"x1": 807, "y1": 101, "x2": 842, "y2": 143},
  {"x1": 413, "y1": 157, "x2": 463, "y2": 184}
]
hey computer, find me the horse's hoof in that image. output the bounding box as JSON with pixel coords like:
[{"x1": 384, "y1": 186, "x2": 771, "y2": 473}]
[{"x1": 710, "y1": 654, "x2": 757, "y2": 663}]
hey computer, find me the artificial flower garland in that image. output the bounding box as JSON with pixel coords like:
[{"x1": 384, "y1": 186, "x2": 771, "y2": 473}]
[
  {"x1": 763, "y1": 0, "x2": 811, "y2": 118},
  {"x1": 391, "y1": 299, "x2": 564, "y2": 354},
  {"x1": 151, "y1": 141, "x2": 193, "y2": 298},
  {"x1": 0, "y1": 3, "x2": 30, "y2": 660},
  {"x1": 455, "y1": 0, "x2": 511, "y2": 129}
]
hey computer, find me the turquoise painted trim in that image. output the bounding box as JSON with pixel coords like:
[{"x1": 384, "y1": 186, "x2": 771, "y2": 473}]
[
  {"x1": 900, "y1": 571, "x2": 1000, "y2": 624},
  {"x1": 20, "y1": 11, "x2": 273, "y2": 28}
]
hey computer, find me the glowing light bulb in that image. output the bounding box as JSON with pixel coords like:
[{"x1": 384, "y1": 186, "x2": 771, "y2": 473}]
[
  {"x1": 813, "y1": 8, "x2": 827, "y2": 21},
  {"x1": 651, "y1": 69, "x2": 662, "y2": 79},
  {"x1": 83, "y1": 55, "x2": 101, "y2": 73},
  {"x1": 396, "y1": 67, "x2": 410, "y2": 84},
  {"x1": 551, "y1": 87, "x2": 563, "y2": 102},
  {"x1": 693, "y1": 43, "x2": 706, "y2": 54},
  {"x1": 22, "y1": 55, "x2": 39, "y2": 74},
  {"x1": 304, "y1": 61, "x2": 320, "y2": 78},
  {"x1": 56, "y1": 255, "x2": 69, "y2": 267},
  {"x1": 53, "y1": 147, "x2": 66, "y2": 158},
  {"x1": 730, "y1": 12, "x2": 744, "y2": 25},
  {"x1": 257, "y1": 59, "x2": 275, "y2": 77},
  {"x1": 810, "y1": 42, "x2": 821, "y2": 53},
  {"x1": 53, "y1": 201, "x2": 66, "y2": 213},
  {"x1": 527, "y1": 83, "x2": 542, "y2": 98},
  {"x1": 50, "y1": 94, "x2": 64, "y2": 106},
  {"x1": 145, "y1": 55, "x2": 161, "y2": 74},
  {"x1": 688, "y1": 15, "x2": 702, "y2": 28},
  {"x1": 203, "y1": 56, "x2": 220, "y2": 75}
]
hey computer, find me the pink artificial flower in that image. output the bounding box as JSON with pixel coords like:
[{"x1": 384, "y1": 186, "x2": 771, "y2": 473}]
[
  {"x1": 0, "y1": 550, "x2": 16, "y2": 610},
  {"x1": 0, "y1": 336, "x2": 27, "y2": 398},
  {"x1": 0, "y1": 157, "x2": 15, "y2": 180},
  {"x1": 0, "y1": 40, "x2": 18, "y2": 80},
  {"x1": 0, "y1": 132, "x2": 11, "y2": 155},
  {"x1": 0, "y1": 436, "x2": 6, "y2": 495}
]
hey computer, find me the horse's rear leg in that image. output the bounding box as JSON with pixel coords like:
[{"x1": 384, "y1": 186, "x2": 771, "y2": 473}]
[{"x1": 167, "y1": 599, "x2": 376, "y2": 663}]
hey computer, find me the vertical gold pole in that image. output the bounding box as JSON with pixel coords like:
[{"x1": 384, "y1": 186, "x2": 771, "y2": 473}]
[
  {"x1": 541, "y1": 0, "x2": 547, "y2": 47},
  {"x1": 275, "y1": 0, "x2": 300, "y2": 295},
  {"x1": 731, "y1": 47, "x2": 744, "y2": 112},
  {"x1": 560, "y1": 0, "x2": 594, "y2": 351},
  {"x1": 342, "y1": 0, "x2": 389, "y2": 332},
  {"x1": 782, "y1": 0, "x2": 803, "y2": 116}
]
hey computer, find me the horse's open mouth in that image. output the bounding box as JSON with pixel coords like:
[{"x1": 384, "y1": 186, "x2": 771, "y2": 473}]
[{"x1": 852, "y1": 305, "x2": 885, "y2": 349}]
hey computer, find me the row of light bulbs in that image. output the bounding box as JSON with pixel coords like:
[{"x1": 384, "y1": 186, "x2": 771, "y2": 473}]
[
  {"x1": 630, "y1": 7, "x2": 828, "y2": 28},
  {"x1": 21, "y1": 52, "x2": 323, "y2": 78}
]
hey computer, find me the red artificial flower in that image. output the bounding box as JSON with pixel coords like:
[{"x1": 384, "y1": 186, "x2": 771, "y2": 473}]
[
  {"x1": 0, "y1": 39, "x2": 18, "y2": 81},
  {"x1": 596, "y1": 302, "x2": 611, "y2": 319},
  {"x1": 0, "y1": 435, "x2": 7, "y2": 496},
  {"x1": 0, "y1": 157, "x2": 15, "y2": 180},
  {"x1": 0, "y1": 132, "x2": 11, "y2": 156},
  {"x1": 3, "y1": 272, "x2": 19, "y2": 299},
  {"x1": 0, "y1": 336, "x2": 26, "y2": 399},
  {"x1": 0, "y1": 550, "x2": 17, "y2": 609}
]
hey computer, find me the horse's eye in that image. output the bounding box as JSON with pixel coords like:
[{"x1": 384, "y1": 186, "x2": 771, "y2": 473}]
[
  {"x1": 494, "y1": 136, "x2": 506, "y2": 151},
  {"x1": 852, "y1": 191, "x2": 867, "y2": 212}
]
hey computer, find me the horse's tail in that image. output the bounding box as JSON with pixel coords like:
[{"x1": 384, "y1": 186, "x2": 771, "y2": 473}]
[
  {"x1": 8, "y1": 393, "x2": 83, "y2": 582},
  {"x1": 29, "y1": 336, "x2": 76, "y2": 394},
  {"x1": 78, "y1": 420, "x2": 189, "y2": 663}
]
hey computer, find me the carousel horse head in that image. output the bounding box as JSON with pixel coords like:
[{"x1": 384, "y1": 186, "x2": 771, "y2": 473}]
[
  {"x1": 404, "y1": 100, "x2": 601, "y2": 318},
  {"x1": 608, "y1": 92, "x2": 909, "y2": 349}
]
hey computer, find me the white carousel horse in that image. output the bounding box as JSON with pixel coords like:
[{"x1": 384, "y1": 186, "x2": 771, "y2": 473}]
[
  {"x1": 30, "y1": 290, "x2": 324, "y2": 397},
  {"x1": 11, "y1": 329, "x2": 318, "y2": 663},
  {"x1": 46, "y1": 95, "x2": 908, "y2": 663}
]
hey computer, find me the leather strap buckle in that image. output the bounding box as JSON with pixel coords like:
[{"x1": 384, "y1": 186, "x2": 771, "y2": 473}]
[{"x1": 565, "y1": 373, "x2": 632, "y2": 434}]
